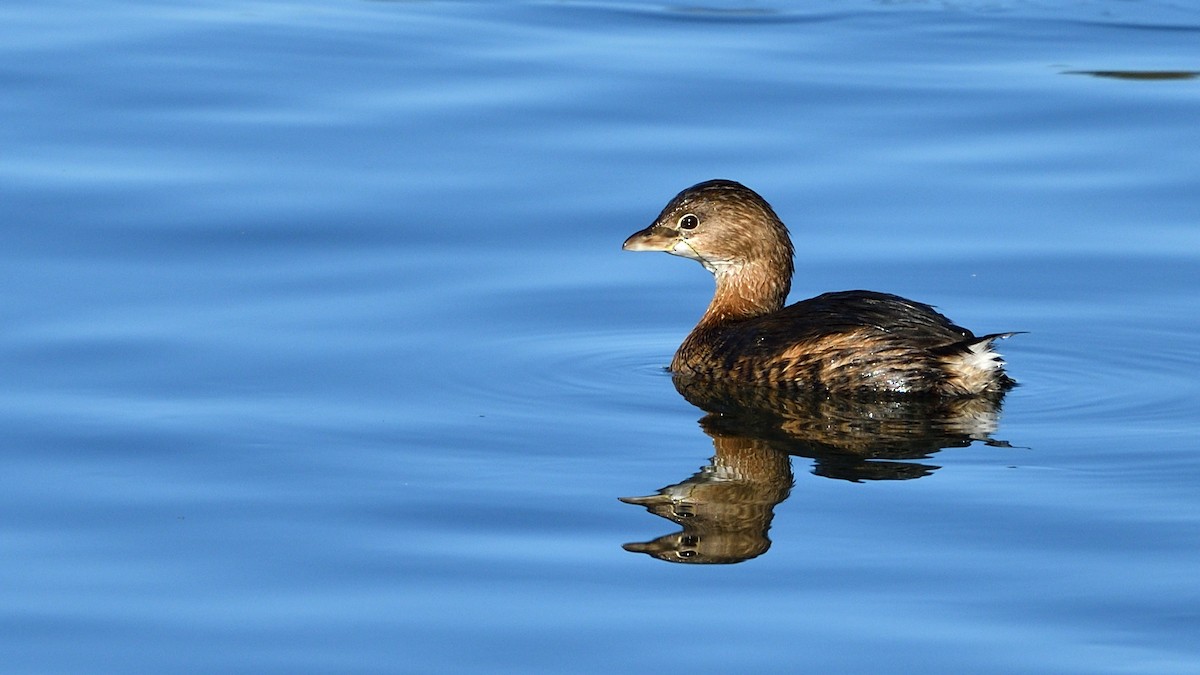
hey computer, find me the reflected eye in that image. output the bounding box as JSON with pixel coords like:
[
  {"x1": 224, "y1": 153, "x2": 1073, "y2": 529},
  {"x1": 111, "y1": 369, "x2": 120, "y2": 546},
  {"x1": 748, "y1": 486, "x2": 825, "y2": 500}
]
[{"x1": 678, "y1": 214, "x2": 699, "y2": 230}]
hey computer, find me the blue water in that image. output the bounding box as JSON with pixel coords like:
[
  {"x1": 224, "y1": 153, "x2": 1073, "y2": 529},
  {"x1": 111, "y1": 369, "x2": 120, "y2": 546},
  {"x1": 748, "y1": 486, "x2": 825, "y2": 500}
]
[{"x1": 3, "y1": 1, "x2": 1199, "y2": 673}]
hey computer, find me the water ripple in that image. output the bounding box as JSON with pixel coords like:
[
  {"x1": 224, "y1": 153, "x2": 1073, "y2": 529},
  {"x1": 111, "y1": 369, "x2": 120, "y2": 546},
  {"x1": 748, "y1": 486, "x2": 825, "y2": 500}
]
[{"x1": 1006, "y1": 330, "x2": 1199, "y2": 430}]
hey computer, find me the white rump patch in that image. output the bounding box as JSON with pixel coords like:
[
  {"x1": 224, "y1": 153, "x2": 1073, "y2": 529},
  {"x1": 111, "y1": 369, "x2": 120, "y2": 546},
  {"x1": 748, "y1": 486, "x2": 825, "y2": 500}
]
[{"x1": 942, "y1": 339, "x2": 1006, "y2": 394}]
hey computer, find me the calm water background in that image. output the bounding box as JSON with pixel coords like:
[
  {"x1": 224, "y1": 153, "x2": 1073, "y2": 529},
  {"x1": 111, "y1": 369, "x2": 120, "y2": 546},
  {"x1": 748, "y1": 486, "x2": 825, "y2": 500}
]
[{"x1": 3, "y1": 1, "x2": 1199, "y2": 673}]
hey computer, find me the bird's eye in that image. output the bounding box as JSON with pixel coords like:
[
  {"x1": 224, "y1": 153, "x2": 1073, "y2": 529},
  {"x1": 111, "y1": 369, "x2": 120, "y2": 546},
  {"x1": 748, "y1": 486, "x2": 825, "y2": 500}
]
[{"x1": 679, "y1": 214, "x2": 699, "y2": 230}]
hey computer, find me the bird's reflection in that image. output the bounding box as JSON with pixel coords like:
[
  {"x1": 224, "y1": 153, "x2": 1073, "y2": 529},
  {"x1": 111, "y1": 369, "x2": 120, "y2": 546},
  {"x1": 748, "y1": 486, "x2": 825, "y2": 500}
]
[{"x1": 621, "y1": 374, "x2": 1011, "y2": 564}]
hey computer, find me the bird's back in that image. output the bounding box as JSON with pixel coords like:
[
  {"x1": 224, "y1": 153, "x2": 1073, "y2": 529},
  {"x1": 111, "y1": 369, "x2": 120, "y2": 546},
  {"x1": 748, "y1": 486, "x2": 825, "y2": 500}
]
[{"x1": 672, "y1": 290, "x2": 1013, "y2": 396}]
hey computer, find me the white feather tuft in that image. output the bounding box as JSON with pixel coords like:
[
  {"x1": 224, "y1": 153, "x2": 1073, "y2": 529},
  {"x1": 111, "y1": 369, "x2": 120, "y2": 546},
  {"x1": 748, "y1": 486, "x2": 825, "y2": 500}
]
[{"x1": 941, "y1": 338, "x2": 1007, "y2": 394}]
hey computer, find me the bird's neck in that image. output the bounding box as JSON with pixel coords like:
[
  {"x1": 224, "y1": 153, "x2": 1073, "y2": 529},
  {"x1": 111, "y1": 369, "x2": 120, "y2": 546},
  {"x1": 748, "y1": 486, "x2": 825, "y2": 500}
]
[{"x1": 696, "y1": 258, "x2": 792, "y2": 328}]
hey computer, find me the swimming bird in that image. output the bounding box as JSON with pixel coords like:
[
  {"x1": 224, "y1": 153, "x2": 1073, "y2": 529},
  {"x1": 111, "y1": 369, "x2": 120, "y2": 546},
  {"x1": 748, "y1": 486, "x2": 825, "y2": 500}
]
[{"x1": 623, "y1": 179, "x2": 1016, "y2": 397}]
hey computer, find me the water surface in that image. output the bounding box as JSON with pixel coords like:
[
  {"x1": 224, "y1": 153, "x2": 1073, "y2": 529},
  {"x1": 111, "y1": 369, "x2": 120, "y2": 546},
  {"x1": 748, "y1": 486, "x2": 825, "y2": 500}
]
[{"x1": 3, "y1": 1, "x2": 1199, "y2": 673}]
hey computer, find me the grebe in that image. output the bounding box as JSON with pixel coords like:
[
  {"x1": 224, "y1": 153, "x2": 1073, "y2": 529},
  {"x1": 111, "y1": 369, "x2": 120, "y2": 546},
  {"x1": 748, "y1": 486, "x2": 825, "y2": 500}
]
[{"x1": 623, "y1": 179, "x2": 1015, "y2": 397}]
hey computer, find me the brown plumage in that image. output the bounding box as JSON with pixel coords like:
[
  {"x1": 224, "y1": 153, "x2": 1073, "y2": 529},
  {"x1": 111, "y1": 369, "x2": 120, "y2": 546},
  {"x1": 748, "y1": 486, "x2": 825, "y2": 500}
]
[{"x1": 623, "y1": 179, "x2": 1016, "y2": 397}]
